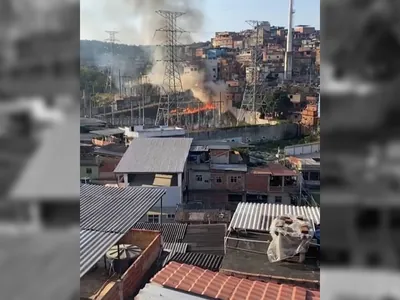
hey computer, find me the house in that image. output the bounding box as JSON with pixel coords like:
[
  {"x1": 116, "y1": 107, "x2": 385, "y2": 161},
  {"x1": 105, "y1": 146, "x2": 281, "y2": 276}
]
[
  {"x1": 246, "y1": 164, "x2": 299, "y2": 205},
  {"x1": 186, "y1": 143, "x2": 249, "y2": 209},
  {"x1": 286, "y1": 155, "x2": 320, "y2": 189},
  {"x1": 135, "y1": 262, "x2": 320, "y2": 300},
  {"x1": 80, "y1": 156, "x2": 100, "y2": 180},
  {"x1": 114, "y1": 138, "x2": 193, "y2": 222}
]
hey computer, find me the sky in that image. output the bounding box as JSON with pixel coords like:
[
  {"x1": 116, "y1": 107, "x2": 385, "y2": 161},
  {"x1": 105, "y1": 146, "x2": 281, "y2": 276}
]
[{"x1": 80, "y1": 0, "x2": 320, "y2": 44}]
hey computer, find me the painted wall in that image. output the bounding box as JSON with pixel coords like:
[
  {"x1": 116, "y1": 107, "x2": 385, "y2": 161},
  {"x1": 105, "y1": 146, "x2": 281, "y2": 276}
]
[{"x1": 80, "y1": 165, "x2": 99, "y2": 179}]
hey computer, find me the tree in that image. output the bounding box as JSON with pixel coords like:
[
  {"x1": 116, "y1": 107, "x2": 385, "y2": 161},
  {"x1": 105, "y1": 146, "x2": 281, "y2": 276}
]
[
  {"x1": 80, "y1": 66, "x2": 108, "y2": 93},
  {"x1": 274, "y1": 92, "x2": 292, "y2": 119}
]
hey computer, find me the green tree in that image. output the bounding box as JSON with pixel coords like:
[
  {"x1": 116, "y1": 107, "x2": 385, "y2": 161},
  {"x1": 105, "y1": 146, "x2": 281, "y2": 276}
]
[{"x1": 80, "y1": 66, "x2": 108, "y2": 93}]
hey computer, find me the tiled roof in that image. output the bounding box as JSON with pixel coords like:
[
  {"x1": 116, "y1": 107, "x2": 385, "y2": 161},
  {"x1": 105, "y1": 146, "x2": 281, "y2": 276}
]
[
  {"x1": 132, "y1": 223, "x2": 187, "y2": 243},
  {"x1": 151, "y1": 262, "x2": 320, "y2": 300},
  {"x1": 168, "y1": 252, "x2": 223, "y2": 272}
]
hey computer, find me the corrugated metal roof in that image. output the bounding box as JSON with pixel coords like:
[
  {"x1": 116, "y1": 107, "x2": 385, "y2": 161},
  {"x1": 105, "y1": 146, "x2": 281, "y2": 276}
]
[
  {"x1": 90, "y1": 128, "x2": 125, "y2": 136},
  {"x1": 211, "y1": 163, "x2": 248, "y2": 172},
  {"x1": 162, "y1": 242, "x2": 188, "y2": 266},
  {"x1": 190, "y1": 145, "x2": 208, "y2": 152},
  {"x1": 136, "y1": 283, "x2": 205, "y2": 300},
  {"x1": 228, "y1": 203, "x2": 320, "y2": 232},
  {"x1": 80, "y1": 184, "x2": 166, "y2": 233},
  {"x1": 114, "y1": 138, "x2": 193, "y2": 173},
  {"x1": 168, "y1": 252, "x2": 223, "y2": 272},
  {"x1": 131, "y1": 223, "x2": 187, "y2": 243},
  {"x1": 80, "y1": 229, "x2": 123, "y2": 278}
]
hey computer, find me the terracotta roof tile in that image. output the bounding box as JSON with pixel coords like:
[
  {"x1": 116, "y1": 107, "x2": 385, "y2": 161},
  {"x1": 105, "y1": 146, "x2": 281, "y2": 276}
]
[{"x1": 151, "y1": 262, "x2": 320, "y2": 300}]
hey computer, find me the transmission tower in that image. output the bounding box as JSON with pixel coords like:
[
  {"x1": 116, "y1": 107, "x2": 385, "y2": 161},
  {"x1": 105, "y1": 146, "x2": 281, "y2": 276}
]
[
  {"x1": 154, "y1": 10, "x2": 186, "y2": 126},
  {"x1": 104, "y1": 30, "x2": 119, "y2": 93},
  {"x1": 237, "y1": 21, "x2": 269, "y2": 125}
]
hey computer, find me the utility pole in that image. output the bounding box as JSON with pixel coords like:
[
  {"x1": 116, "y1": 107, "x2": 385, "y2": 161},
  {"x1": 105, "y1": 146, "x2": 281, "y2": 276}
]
[{"x1": 154, "y1": 10, "x2": 186, "y2": 127}]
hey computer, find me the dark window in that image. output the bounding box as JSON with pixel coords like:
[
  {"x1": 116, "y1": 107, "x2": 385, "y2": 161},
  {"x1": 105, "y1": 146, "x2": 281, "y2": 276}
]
[
  {"x1": 275, "y1": 196, "x2": 282, "y2": 203},
  {"x1": 148, "y1": 214, "x2": 159, "y2": 223},
  {"x1": 195, "y1": 175, "x2": 202, "y2": 182},
  {"x1": 230, "y1": 176, "x2": 237, "y2": 183},
  {"x1": 167, "y1": 214, "x2": 175, "y2": 219},
  {"x1": 216, "y1": 176, "x2": 222, "y2": 183},
  {"x1": 86, "y1": 168, "x2": 92, "y2": 174}
]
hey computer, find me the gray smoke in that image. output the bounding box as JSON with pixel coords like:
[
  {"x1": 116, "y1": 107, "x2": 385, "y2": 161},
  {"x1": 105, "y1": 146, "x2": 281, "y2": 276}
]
[
  {"x1": 80, "y1": 0, "x2": 204, "y2": 45},
  {"x1": 80, "y1": 0, "x2": 205, "y2": 86}
]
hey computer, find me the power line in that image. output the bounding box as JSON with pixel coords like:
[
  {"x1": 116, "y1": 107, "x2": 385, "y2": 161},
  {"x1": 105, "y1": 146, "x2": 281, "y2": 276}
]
[
  {"x1": 237, "y1": 20, "x2": 270, "y2": 125},
  {"x1": 154, "y1": 10, "x2": 187, "y2": 127},
  {"x1": 104, "y1": 30, "x2": 119, "y2": 93}
]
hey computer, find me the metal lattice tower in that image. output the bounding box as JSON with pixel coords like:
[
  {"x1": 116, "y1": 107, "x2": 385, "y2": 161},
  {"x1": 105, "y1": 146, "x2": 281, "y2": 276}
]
[
  {"x1": 154, "y1": 10, "x2": 186, "y2": 126},
  {"x1": 104, "y1": 30, "x2": 119, "y2": 93},
  {"x1": 237, "y1": 21, "x2": 269, "y2": 125}
]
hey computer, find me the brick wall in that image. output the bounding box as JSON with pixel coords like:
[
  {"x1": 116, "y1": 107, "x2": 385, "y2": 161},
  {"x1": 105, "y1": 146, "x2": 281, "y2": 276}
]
[
  {"x1": 246, "y1": 173, "x2": 269, "y2": 193},
  {"x1": 120, "y1": 232, "x2": 161, "y2": 298},
  {"x1": 96, "y1": 230, "x2": 161, "y2": 300}
]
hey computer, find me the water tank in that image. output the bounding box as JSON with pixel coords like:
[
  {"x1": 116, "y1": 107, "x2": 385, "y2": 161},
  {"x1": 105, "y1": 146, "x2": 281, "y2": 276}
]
[{"x1": 106, "y1": 244, "x2": 142, "y2": 274}]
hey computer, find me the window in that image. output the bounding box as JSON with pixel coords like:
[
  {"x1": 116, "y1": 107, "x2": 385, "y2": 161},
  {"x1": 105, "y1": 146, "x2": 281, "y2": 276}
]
[
  {"x1": 195, "y1": 175, "x2": 203, "y2": 182},
  {"x1": 86, "y1": 168, "x2": 92, "y2": 174},
  {"x1": 167, "y1": 214, "x2": 175, "y2": 219},
  {"x1": 148, "y1": 214, "x2": 159, "y2": 223},
  {"x1": 230, "y1": 176, "x2": 237, "y2": 183},
  {"x1": 216, "y1": 176, "x2": 222, "y2": 183},
  {"x1": 275, "y1": 196, "x2": 282, "y2": 204}
]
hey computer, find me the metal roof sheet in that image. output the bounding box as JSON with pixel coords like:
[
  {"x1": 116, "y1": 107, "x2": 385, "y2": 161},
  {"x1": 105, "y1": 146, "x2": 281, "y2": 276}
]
[
  {"x1": 80, "y1": 229, "x2": 123, "y2": 278},
  {"x1": 211, "y1": 163, "x2": 248, "y2": 172},
  {"x1": 168, "y1": 252, "x2": 223, "y2": 272},
  {"x1": 228, "y1": 203, "x2": 320, "y2": 232},
  {"x1": 80, "y1": 184, "x2": 166, "y2": 233},
  {"x1": 90, "y1": 128, "x2": 125, "y2": 136},
  {"x1": 136, "y1": 283, "x2": 205, "y2": 300},
  {"x1": 162, "y1": 242, "x2": 188, "y2": 267},
  {"x1": 132, "y1": 223, "x2": 187, "y2": 243},
  {"x1": 114, "y1": 138, "x2": 193, "y2": 173}
]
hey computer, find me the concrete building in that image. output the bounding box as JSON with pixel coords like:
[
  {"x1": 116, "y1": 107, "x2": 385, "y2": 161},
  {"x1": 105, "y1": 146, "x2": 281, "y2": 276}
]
[
  {"x1": 294, "y1": 25, "x2": 316, "y2": 34},
  {"x1": 204, "y1": 59, "x2": 219, "y2": 81},
  {"x1": 114, "y1": 138, "x2": 193, "y2": 215},
  {"x1": 286, "y1": 155, "x2": 320, "y2": 189},
  {"x1": 213, "y1": 32, "x2": 239, "y2": 48}
]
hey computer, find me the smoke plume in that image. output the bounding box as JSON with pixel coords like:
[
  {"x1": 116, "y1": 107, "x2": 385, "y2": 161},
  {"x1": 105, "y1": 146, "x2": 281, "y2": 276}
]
[{"x1": 80, "y1": 0, "x2": 205, "y2": 89}]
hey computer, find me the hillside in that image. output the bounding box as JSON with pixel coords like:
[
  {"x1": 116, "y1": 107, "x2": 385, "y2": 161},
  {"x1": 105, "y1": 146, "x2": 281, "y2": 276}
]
[{"x1": 80, "y1": 40, "x2": 152, "y2": 77}]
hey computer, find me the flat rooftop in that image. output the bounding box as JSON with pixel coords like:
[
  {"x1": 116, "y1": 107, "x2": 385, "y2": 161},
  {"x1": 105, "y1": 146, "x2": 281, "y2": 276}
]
[{"x1": 222, "y1": 232, "x2": 319, "y2": 289}]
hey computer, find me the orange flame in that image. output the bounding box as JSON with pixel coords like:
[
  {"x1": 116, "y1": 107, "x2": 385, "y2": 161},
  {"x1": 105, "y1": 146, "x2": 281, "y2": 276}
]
[{"x1": 171, "y1": 102, "x2": 216, "y2": 115}]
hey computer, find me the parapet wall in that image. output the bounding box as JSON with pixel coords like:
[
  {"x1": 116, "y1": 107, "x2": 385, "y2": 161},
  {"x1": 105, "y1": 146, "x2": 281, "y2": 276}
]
[{"x1": 188, "y1": 123, "x2": 299, "y2": 142}]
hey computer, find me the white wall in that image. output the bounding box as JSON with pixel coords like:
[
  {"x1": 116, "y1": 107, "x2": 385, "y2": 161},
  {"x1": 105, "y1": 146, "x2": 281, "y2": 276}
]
[
  {"x1": 205, "y1": 59, "x2": 219, "y2": 81},
  {"x1": 284, "y1": 143, "x2": 320, "y2": 156},
  {"x1": 147, "y1": 186, "x2": 182, "y2": 208}
]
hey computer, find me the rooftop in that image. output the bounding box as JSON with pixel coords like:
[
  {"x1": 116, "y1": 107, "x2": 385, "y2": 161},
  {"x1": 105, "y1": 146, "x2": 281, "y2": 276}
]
[
  {"x1": 131, "y1": 222, "x2": 188, "y2": 243},
  {"x1": 220, "y1": 246, "x2": 320, "y2": 289},
  {"x1": 182, "y1": 224, "x2": 226, "y2": 256},
  {"x1": 167, "y1": 252, "x2": 224, "y2": 272},
  {"x1": 150, "y1": 262, "x2": 320, "y2": 300},
  {"x1": 228, "y1": 202, "x2": 320, "y2": 232},
  {"x1": 114, "y1": 138, "x2": 193, "y2": 174},
  {"x1": 90, "y1": 128, "x2": 125, "y2": 136}
]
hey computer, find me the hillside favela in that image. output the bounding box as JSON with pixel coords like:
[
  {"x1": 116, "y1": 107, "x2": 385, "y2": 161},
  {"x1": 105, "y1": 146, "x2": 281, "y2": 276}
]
[{"x1": 80, "y1": 0, "x2": 321, "y2": 299}]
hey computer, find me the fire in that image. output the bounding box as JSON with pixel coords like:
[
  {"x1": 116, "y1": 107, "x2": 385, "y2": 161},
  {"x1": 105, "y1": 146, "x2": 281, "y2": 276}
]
[{"x1": 171, "y1": 102, "x2": 216, "y2": 115}]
